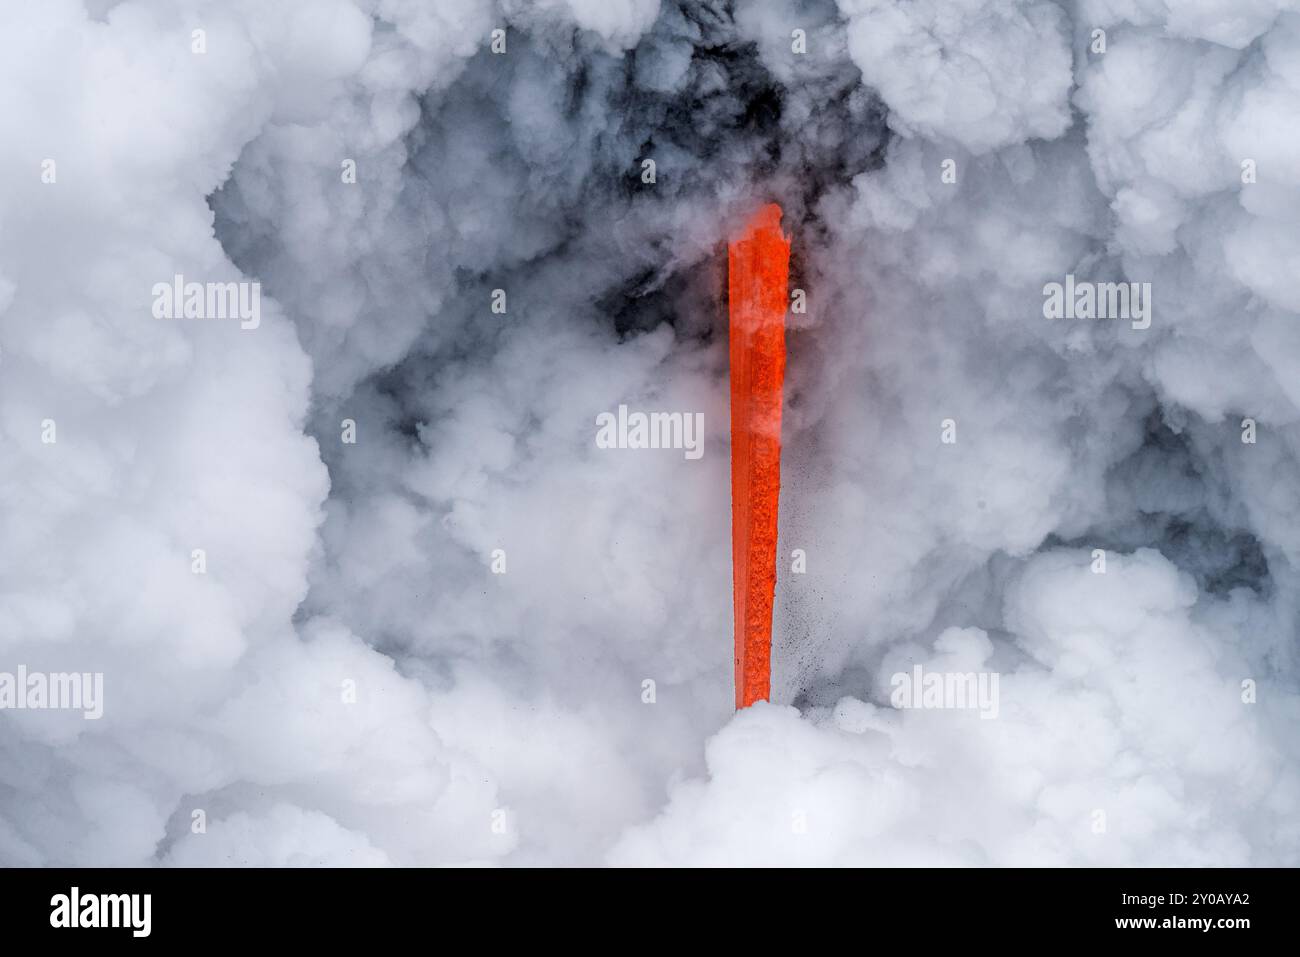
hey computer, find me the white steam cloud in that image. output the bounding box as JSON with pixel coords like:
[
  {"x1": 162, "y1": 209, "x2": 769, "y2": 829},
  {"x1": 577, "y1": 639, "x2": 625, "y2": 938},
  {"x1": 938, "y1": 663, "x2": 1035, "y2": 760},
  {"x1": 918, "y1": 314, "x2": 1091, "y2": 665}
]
[{"x1": 0, "y1": 0, "x2": 1298, "y2": 866}]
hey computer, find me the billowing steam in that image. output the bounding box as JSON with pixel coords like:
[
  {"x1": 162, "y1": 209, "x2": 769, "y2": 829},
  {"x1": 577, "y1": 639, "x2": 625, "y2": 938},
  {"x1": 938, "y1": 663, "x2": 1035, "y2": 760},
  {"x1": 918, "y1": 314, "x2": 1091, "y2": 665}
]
[{"x1": 1, "y1": 0, "x2": 1298, "y2": 866}]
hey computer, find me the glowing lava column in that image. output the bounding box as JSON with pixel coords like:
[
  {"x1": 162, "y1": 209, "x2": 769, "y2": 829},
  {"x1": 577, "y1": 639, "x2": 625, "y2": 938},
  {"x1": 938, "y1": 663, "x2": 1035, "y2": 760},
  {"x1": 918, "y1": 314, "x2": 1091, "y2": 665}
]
[{"x1": 728, "y1": 203, "x2": 790, "y2": 709}]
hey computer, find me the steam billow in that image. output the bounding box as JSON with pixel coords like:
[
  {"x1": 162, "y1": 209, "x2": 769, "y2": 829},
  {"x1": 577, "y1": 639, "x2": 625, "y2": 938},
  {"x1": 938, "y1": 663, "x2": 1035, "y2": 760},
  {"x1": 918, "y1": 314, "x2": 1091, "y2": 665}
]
[{"x1": 0, "y1": 0, "x2": 1297, "y2": 866}]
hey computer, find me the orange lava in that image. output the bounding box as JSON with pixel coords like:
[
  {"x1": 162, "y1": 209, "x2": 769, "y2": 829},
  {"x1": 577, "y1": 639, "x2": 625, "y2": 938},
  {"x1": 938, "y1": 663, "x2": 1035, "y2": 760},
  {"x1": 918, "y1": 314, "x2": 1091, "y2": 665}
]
[{"x1": 728, "y1": 203, "x2": 790, "y2": 710}]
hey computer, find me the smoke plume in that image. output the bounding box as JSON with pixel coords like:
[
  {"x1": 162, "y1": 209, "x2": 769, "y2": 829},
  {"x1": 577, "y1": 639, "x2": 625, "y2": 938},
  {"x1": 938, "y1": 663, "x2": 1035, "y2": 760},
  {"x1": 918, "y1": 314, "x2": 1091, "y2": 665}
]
[{"x1": 1, "y1": 0, "x2": 1298, "y2": 866}]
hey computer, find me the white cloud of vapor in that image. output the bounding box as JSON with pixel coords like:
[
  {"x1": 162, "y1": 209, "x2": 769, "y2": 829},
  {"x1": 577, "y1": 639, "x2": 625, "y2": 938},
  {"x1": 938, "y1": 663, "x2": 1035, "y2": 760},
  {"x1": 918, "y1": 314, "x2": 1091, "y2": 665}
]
[{"x1": 0, "y1": 0, "x2": 1298, "y2": 866}]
